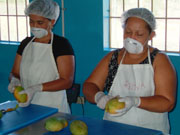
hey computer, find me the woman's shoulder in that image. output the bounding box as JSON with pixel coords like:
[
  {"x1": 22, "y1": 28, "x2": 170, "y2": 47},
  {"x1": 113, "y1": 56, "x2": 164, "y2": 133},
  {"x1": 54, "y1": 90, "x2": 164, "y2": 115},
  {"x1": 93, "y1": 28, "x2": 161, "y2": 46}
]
[
  {"x1": 102, "y1": 49, "x2": 120, "y2": 62},
  {"x1": 53, "y1": 34, "x2": 73, "y2": 49},
  {"x1": 149, "y1": 46, "x2": 160, "y2": 53},
  {"x1": 149, "y1": 47, "x2": 167, "y2": 60},
  {"x1": 155, "y1": 51, "x2": 170, "y2": 62},
  {"x1": 151, "y1": 47, "x2": 172, "y2": 67},
  {"x1": 21, "y1": 36, "x2": 33, "y2": 45},
  {"x1": 53, "y1": 34, "x2": 70, "y2": 43},
  {"x1": 52, "y1": 34, "x2": 74, "y2": 57},
  {"x1": 101, "y1": 48, "x2": 124, "y2": 68},
  {"x1": 105, "y1": 48, "x2": 123, "y2": 58}
]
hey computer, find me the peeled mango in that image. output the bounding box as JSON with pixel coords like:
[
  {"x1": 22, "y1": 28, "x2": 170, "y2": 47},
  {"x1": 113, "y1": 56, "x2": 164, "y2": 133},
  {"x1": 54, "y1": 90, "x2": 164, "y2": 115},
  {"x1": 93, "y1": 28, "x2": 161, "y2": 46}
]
[
  {"x1": 70, "y1": 120, "x2": 88, "y2": 135},
  {"x1": 14, "y1": 86, "x2": 27, "y2": 103},
  {"x1": 45, "y1": 117, "x2": 68, "y2": 132},
  {"x1": 105, "y1": 97, "x2": 125, "y2": 114}
]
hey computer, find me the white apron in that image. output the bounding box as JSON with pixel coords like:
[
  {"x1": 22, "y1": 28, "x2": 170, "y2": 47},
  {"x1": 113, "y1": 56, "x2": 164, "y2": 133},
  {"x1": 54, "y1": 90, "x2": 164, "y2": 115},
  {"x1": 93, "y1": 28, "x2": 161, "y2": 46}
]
[
  {"x1": 103, "y1": 48, "x2": 169, "y2": 134},
  {"x1": 20, "y1": 34, "x2": 70, "y2": 113}
]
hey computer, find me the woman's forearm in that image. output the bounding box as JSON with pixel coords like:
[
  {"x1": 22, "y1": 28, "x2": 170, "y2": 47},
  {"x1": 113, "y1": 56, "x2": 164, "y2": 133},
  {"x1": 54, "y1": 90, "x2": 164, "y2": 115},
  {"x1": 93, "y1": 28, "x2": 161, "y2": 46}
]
[
  {"x1": 83, "y1": 82, "x2": 101, "y2": 103},
  {"x1": 139, "y1": 95, "x2": 176, "y2": 113},
  {"x1": 42, "y1": 77, "x2": 73, "y2": 92}
]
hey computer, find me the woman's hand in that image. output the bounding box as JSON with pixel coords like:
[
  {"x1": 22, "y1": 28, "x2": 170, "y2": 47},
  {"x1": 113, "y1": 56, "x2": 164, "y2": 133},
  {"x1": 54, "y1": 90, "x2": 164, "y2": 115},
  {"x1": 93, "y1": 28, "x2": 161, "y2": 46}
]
[
  {"x1": 18, "y1": 84, "x2": 43, "y2": 107},
  {"x1": 8, "y1": 76, "x2": 21, "y2": 93},
  {"x1": 95, "y1": 91, "x2": 114, "y2": 109},
  {"x1": 109, "y1": 96, "x2": 140, "y2": 117}
]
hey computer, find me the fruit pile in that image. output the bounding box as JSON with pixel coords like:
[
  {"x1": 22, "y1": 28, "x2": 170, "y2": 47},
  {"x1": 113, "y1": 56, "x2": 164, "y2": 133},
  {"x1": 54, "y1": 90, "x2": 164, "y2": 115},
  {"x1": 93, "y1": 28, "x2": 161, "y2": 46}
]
[{"x1": 45, "y1": 117, "x2": 88, "y2": 135}]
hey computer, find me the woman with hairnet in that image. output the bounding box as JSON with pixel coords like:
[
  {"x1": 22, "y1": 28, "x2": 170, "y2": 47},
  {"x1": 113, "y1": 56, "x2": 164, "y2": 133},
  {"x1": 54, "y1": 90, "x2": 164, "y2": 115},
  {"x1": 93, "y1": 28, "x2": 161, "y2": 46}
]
[
  {"x1": 83, "y1": 8, "x2": 176, "y2": 134},
  {"x1": 8, "y1": 0, "x2": 74, "y2": 114}
]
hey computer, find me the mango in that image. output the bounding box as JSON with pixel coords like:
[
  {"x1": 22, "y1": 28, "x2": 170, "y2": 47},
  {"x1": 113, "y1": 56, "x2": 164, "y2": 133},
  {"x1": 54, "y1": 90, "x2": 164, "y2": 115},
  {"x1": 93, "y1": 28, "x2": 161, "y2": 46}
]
[
  {"x1": 105, "y1": 97, "x2": 125, "y2": 114},
  {"x1": 14, "y1": 86, "x2": 27, "y2": 103},
  {"x1": 45, "y1": 117, "x2": 68, "y2": 132},
  {"x1": 70, "y1": 120, "x2": 88, "y2": 135}
]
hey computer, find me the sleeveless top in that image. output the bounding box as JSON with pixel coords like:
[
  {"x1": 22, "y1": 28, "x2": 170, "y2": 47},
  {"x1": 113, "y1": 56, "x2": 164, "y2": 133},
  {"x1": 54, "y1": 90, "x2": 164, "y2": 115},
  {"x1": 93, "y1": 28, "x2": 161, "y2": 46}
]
[{"x1": 104, "y1": 48, "x2": 160, "y2": 92}]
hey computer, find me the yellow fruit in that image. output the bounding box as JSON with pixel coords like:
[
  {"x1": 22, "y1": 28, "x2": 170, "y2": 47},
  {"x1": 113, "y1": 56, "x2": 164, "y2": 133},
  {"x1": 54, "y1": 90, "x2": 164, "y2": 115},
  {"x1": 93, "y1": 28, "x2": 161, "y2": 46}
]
[
  {"x1": 45, "y1": 117, "x2": 68, "y2": 132},
  {"x1": 14, "y1": 86, "x2": 27, "y2": 103},
  {"x1": 105, "y1": 97, "x2": 125, "y2": 114},
  {"x1": 45, "y1": 117, "x2": 64, "y2": 132},
  {"x1": 70, "y1": 120, "x2": 88, "y2": 135}
]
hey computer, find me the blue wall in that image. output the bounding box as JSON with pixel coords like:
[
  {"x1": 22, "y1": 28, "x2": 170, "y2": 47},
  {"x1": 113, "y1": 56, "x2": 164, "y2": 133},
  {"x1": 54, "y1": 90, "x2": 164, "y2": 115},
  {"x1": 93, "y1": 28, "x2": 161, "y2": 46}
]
[
  {"x1": 0, "y1": 0, "x2": 179, "y2": 134},
  {"x1": 168, "y1": 56, "x2": 180, "y2": 134}
]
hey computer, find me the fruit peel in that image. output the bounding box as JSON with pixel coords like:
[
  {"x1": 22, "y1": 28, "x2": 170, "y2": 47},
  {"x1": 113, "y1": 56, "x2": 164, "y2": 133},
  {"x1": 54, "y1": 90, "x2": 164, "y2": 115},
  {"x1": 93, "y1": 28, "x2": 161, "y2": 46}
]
[
  {"x1": 14, "y1": 86, "x2": 27, "y2": 103},
  {"x1": 70, "y1": 120, "x2": 88, "y2": 135},
  {"x1": 6, "y1": 104, "x2": 19, "y2": 112},
  {"x1": 105, "y1": 97, "x2": 125, "y2": 114}
]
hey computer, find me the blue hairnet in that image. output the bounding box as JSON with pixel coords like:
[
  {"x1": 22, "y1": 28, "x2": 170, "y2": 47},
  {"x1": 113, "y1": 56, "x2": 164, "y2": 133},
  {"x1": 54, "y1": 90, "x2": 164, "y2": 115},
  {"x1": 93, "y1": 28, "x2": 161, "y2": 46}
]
[
  {"x1": 121, "y1": 8, "x2": 156, "y2": 31},
  {"x1": 25, "y1": 0, "x2": 60, "y2": 21}
]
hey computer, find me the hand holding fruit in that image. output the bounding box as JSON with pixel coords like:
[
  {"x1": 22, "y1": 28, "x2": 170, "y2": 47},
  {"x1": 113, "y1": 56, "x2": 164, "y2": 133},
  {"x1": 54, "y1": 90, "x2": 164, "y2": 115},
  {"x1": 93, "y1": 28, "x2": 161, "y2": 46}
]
[
  {"x1": 105, "y1": 97, "x2": 125, "y2": 114},
  {"x1": 18, "y1": 84, "x2": 43, "y2": 107},
  {"x1": 108, "y1": 96, "x2": 141, "y2": 117},
  {"x1": 94, "y1": 91, "x2": 114, "y2": 109},
  {"x1": 14, "y1": 86, "x2": 27, "y2": 103},
  {"x1": 8, "y1": 76, "x2": 21, "y2": 93}
]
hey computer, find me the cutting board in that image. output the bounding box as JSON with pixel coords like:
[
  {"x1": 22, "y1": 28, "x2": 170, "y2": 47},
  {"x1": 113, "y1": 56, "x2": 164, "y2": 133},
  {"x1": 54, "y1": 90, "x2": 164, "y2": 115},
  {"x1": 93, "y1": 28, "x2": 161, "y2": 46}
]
[{"x1": 0, "y1": 101, "x2": 58, "y2": 135}]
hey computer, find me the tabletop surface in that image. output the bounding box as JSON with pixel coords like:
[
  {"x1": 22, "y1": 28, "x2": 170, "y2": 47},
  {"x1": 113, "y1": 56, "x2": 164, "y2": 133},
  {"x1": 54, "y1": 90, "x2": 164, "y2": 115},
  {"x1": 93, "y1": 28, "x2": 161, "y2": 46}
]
[{"x1": 9, "y1": 112, "x2": 163, "y2": 135}]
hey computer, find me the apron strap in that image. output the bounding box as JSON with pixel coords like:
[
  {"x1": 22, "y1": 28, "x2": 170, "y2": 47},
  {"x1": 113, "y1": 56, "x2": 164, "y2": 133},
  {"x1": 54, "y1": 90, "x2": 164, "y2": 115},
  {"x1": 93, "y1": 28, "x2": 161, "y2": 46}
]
[
  {"x1": 147, "y1": 47, "x2": 152, "y2": 65},
  {"x1": 120, "y1": 50, "x2": 126, "y2": 64}
]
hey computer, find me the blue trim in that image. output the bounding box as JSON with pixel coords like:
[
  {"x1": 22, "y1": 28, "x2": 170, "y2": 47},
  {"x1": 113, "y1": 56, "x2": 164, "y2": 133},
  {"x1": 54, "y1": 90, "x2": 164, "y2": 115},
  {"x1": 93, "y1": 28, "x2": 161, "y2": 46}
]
[
  {"x1": 103, "y1": 48, "x2": 180, "y2": 57},
  {"x1": 166, "y1": 52, "x2": 180, "y2": 56},
  {"x1": 104, "y1": 47, "x2": 115, "y2": 52},
  {"x1": 0, "y1": 40, "x2": 20, "y2": 45}
]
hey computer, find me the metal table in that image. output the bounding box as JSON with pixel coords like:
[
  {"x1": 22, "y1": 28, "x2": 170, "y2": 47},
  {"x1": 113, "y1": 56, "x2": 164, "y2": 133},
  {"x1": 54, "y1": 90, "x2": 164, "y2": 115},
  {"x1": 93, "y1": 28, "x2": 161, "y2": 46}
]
[
  {"x1": 0, "y1": 101, "x2": 163, "y2": 135},
  {"x1": 10, "y1": 112, "x2": 163, "y2": 135}
]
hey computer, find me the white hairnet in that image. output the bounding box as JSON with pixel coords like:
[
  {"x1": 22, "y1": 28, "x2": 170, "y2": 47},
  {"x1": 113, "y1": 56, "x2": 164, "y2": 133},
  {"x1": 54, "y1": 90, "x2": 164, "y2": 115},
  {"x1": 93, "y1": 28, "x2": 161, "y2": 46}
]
[
  {"x1": 25, "y1": 0, "x2": 60, "y2": 21},
  {"x1": 121, "y1": 8, "x2": 156, "y2": 31}
]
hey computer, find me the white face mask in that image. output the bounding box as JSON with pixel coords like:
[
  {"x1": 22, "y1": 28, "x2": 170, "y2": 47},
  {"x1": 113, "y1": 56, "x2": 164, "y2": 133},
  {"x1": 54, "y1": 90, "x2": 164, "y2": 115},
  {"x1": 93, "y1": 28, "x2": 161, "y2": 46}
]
[
  {"x1": 123, "y1": 38, "x2": 144, "y2": 54},
  {"x1": 31, "y1": 27, "x2": 48, "y2": 38}
]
